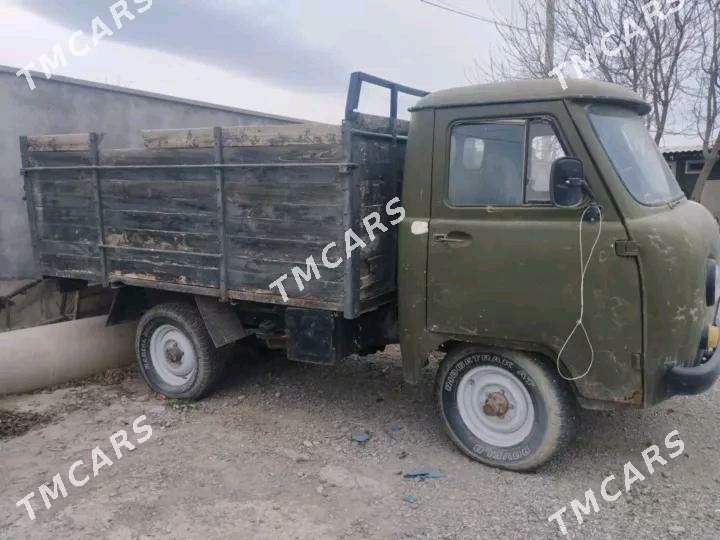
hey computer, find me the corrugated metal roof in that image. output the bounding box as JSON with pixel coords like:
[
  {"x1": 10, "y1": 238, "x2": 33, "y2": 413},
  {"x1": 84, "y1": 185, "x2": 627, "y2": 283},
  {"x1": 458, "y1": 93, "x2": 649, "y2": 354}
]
[{"x1": 661, "y1": 145, "x2": 704, "y2": 155}]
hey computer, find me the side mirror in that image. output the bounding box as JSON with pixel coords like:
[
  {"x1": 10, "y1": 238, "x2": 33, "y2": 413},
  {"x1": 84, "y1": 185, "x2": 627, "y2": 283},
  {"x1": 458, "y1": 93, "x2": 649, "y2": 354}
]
[{"x1": 551, "y1": 157, "x2": 586, "y2": 208}]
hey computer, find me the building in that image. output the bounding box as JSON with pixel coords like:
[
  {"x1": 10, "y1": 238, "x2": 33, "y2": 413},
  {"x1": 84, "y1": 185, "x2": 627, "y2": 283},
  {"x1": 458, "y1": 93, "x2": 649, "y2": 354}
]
[
  {"x1": 662, "y1": 145, "x2": 720, "y2": 197},
  {"x1": 0, "y1": 65, "x2": 303, "y2": 279}
]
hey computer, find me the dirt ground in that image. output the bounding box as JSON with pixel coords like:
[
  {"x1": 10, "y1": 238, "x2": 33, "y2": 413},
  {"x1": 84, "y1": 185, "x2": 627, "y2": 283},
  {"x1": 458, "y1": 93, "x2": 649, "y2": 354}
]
[{"x1": 1, "y1": 346, "x2": 719, "y2": 540}]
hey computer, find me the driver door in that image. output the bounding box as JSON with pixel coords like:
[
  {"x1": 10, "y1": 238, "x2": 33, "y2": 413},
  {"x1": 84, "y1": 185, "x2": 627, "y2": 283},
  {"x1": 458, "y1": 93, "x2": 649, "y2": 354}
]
[{"x1": 426, "y1": 103, "x2": 643, "y2": 404}]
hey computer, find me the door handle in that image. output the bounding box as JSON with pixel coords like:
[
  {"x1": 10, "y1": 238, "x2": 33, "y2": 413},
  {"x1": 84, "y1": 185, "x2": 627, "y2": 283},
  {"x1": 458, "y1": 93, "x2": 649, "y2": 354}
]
[{"x1": 434, "y1": 232, "x2": 471, "y2": 244}]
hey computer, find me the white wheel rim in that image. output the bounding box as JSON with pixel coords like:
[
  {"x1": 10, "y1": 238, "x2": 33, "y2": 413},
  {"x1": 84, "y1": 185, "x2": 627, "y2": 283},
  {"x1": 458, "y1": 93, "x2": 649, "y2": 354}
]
[
  {"x1": 149, "y1": 324, "x2": 197, "y2": 386},
  {"x1": 456, "y1": 365, "x2": 534, "y2": 448}
]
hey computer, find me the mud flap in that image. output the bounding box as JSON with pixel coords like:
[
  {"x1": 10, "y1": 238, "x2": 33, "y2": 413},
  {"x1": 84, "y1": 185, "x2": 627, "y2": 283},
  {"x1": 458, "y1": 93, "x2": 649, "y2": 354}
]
[{"x1": 194, "y1": 295, "x2": 249, "y2": 348}]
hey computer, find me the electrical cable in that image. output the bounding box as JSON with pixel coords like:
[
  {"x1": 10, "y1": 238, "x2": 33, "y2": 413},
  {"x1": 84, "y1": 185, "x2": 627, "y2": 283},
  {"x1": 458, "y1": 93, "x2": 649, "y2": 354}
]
[{"x1": 556, "y1": 203, "x2": 603, "y2": 381}]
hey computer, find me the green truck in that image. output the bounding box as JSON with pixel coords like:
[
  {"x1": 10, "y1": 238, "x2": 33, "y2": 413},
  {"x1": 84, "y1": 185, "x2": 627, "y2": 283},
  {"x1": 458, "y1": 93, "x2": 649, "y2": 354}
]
[{"x1": 21, "y1": 73, "x2": 720, "y2": 471}]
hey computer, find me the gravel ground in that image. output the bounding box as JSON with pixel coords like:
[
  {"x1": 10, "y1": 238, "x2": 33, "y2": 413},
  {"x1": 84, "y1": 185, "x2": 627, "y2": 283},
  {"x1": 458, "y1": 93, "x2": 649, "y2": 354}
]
[{"x1": 1, "y1": 345, "x2": 719, "y2": 539}]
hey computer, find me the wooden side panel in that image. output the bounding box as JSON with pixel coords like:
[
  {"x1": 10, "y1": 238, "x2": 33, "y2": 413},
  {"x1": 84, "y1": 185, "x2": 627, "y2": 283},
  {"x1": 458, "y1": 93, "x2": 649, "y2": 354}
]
[
  {"x1": 27, "y1": 133, "x2": 93, "y2": 152},
  {"x1": 353, "y1": 113, "x2": 410, "y2": 136},
  {"x1": 28, "y1": 164, "x2": 102, "y2": 280},
  {"x1": 143, "y1": 123, "x2": 341, "y2": 149},
  {"x1": 23, "y1": 125, "x2": 351, "y2": 310},
  {"x1": 225, "y1": 164, "x2": 347, "y2": 306},
  {"x1": 349, "y1": 129, "x2": 406, "y2": 311}
]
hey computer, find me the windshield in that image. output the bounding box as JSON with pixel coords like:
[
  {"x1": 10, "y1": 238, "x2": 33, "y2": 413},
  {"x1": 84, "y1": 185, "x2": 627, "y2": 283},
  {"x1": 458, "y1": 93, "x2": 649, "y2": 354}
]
[{"x1": 588, "y1": 105, "x2": 684, "y2": 206}]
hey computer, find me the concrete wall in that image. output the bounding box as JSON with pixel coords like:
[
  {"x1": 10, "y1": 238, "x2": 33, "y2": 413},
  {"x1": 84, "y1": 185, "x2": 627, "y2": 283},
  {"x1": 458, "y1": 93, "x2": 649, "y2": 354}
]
[{"x1": 0, "y1": 65, "x2": 301, "y2": 279}]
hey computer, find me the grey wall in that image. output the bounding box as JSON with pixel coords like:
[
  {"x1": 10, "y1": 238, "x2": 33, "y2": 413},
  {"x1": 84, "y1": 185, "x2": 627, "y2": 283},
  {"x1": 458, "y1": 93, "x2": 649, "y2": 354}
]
[{"x1": 0, "y1": 66, "x2": 301, "y2": 279}]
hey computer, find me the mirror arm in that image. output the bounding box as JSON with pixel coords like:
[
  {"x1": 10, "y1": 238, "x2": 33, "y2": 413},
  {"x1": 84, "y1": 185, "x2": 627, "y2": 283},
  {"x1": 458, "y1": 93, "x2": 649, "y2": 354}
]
[{"x1": 568, "y1": 177, "x2": 601, "y2": 222}]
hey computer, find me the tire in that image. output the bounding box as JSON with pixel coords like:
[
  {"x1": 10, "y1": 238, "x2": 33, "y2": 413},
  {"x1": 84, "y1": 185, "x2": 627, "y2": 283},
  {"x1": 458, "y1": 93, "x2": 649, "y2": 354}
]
[
  {"x1": 435, "y1": 346, "x2": 577, "y2": 472},
  {"x1": 135, "y1": 302, "x2": 225, "y2": 400}
]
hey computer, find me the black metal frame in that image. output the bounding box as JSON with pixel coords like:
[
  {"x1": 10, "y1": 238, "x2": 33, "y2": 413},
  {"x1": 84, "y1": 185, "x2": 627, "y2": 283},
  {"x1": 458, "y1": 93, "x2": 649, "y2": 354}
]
[{"x1": 344, "y1": 71, "x2": 428, "y2": 137}]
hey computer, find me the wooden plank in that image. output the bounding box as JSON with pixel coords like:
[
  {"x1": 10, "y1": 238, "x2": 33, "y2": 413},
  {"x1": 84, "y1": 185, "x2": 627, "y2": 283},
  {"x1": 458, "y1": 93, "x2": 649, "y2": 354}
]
[
  {"x1": 225, "y1": 218, "x2": 337, "y2": 243},
  {"x1": 227, "y1": 236, "x2": 330, "y2": 262},
  {"x1": 33, "y1": 178, "x2": 94, "y2": 201},
  {"x1": 101, "y1": 147, "x2": 214, "y2": 166},
  {"x1": 102, "y1": 178, "x2": 215, "y2": 200},
  {"x1": 34, "y1": 192, "x2": 94, "y2": 209},
  {"x1": 228, "y1": 270, "x2": 344, "y2": 300},
  {"x1": 103, "y1": 209, "x2": 218, "y2": 235},
  {"x1": 104, "y1": 228, "x2": 218, "y2": 254},
  {"x1": 223, "y1": 144, "x2": 343, "y2": 164},
  {"x1": 226, "y1": 182, "x2": 342, "y2": 206},
  {"x1": 224, "y1": 165, "x2": 340, "y2": 185},
  {"x1": 27, "y1": 133, "x2": 94, "y2": 152},
  {"x1": 36, "y1": 206, "x2": 98, "y2": 228},
  {"x1": 105, "y1": 248, "x2": 220, "y2": 269},
  {"x1": 102, "y1": 179, "x2": 216, "y2": 213},
  {"x1": 38, "y1": 240, "x2": 96, "y2": 257},
  {"x1": 40, "y1": 253, "x2": 101, "y2": 276},
  {"x1": 99, "y1": 168, "x2": 214, "y2": 182},
  {"x1": 142, "y1": 123, "x2": 341, "y2": 149},
  {"x1": 38, "y1": 223, "x2": 97, "y2": 244},
  {"x1": 108, "y1": 259, "x2": 219, "y2": 288},
  {"x1": 227, "y1": 256, "x2": 345, "y2": 283},
  {"x1": 352, "y1": 113, "x2": 410, "y2": 135},
  {"x1": 226, "y1": 201, "x2": 342, "y2": 223},
  {"x1": 31, "y1": 169, "x2": 94, "y2": 181},
  {"x1": 27, "y1": 151, "x2": 92, "y2": 167}
]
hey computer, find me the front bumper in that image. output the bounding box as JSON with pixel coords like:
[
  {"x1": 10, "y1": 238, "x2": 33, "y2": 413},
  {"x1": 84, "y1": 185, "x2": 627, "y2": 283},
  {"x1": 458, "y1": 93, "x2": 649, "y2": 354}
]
[{"x1": 666, "y1": 346, "x2": 720, "y2": 395}]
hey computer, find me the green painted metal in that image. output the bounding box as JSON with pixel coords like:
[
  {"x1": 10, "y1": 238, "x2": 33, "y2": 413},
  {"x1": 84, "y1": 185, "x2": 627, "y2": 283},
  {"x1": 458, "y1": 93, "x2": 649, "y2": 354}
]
[{"x1": 399, "y1": 82, "x2": 719, "y2": 408}]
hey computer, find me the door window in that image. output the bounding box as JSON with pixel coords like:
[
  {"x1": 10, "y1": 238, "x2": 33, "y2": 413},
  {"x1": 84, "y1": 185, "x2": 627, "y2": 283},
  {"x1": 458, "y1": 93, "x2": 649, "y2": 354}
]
[
  {"x1": 527, "y1": 120, "x2": 567, "y2": 202},
  {"x1": 448, "y1": 123, "x2": 525, "y2": 206}
]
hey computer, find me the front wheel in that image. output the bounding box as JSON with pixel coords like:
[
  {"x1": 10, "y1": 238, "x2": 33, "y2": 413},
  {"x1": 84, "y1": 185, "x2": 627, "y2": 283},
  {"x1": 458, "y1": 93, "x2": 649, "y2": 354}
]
[
  {"x1": 436, "y1": 346, "x2": 577, "y2": 471},
  {"x1": 136, "y1": 302, "x2": 225, "y2": 400}
]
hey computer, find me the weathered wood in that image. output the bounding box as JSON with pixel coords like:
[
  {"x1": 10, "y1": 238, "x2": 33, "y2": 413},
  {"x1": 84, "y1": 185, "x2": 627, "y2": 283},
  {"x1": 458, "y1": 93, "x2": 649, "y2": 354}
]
[
  {"x1": 227, "y1": 236, "x2": 330, "y2": 262},
  {"x1": 223, "y1": 144, "x2": 343, "y2": 164},
  {"x1": 103, "y1": 209, "x2": 218, "y2": 235},
  {"x1": 38, "y1": 240, "x2": 96, "y2": 257},
  {"x1": 27, "y1": 133, "x2": 95, "y2": 152},
  {"x1": 28, "y1": 151, "x2": 93, "y2": 167},
  {"x1": 108, "y1": 259, "x2": 219, "y2": 288},
  {"x1": 38, "y1": 223, "x2": 97, "y2": 244},
  {"x1": 24, "y1": 119, "x2": 404, "y2": 317},
  {"x1": 35, "y1": 206, "x2": 99, "y2": 228},
  {"x1": 228, "y1": 256, "x2": 345, "y2": 283},
  {"x1": 40, "y1": 253, "x2": 101, "y2": 276},
  {"x1": 226, "y1": 202, "x2": 342, "y2": 223},
  {"x1": 228, "y1": 270, "x2": 344, "y2": 300},
  {"x1": 143, "y1": 123, "x2": 342, "y2": 149},
  {"x1": 105, "y1": 247, "x2": 220, "y2": 269},
  {"x1": 226, "y1": 182, "x2": 342, "y2": 206},
  {"x1": 224, "y1": 165, "x2": 340, "y2": 185},
  {"x1": 101, "y1": 147, "x2": 214, "y2": 166},
  {"x1": 225, "y1": 218, "x2": 337, "y2": 243},
  {"x1": 102, "y1": 179, "x2": 216, "y2": 213},
  {"x1": 352, "y1": 113, "x2": 410, "y2": 135},
  {"x1": 104, "y1": 228, "x2": 218, "y2": 254}
]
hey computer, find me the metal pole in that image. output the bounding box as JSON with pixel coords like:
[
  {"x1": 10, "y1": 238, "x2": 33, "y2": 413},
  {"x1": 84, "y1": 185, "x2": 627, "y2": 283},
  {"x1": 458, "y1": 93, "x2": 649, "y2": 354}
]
[{"x1": 545, "y1": 0, "x2": 556, "y2": 73}]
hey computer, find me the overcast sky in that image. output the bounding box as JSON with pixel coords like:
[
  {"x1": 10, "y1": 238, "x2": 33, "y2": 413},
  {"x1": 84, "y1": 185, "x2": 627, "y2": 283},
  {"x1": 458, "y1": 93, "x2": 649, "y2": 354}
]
[{"x1": 0, "y1": 0, "x2": 510, "y2": 123}]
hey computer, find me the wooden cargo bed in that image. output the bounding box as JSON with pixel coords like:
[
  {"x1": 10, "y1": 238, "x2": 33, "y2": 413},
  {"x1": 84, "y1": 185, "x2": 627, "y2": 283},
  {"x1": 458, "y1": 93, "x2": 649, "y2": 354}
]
[{"x1": 21, "y1": 115, "x2": 408, "y2": 318}]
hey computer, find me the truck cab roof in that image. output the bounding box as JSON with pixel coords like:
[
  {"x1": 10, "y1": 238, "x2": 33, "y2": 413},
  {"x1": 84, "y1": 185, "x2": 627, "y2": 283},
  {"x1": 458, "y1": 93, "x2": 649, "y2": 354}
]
[{"x1": 411, "y1": 78, "x2": 650, "y2": 114}]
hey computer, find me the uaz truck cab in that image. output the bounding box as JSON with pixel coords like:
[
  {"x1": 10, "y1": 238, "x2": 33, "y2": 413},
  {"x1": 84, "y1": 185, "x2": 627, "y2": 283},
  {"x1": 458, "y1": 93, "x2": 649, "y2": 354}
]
[{"x1": 21, "y1": 73, "x2": 720, "y2": 471}]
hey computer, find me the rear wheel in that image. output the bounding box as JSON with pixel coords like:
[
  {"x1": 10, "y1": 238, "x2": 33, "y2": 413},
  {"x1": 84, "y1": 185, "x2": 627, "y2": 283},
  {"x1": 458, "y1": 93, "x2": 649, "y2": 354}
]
[
  {"x1": 436, "y1": 346, "x2": 577, "y2": 471},
  {"x1": 136, "y1": 302, "x2": 225, "y2": 399}
]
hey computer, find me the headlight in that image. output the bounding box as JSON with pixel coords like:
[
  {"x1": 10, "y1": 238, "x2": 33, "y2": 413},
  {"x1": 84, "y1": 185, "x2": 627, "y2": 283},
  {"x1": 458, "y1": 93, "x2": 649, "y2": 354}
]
[{"x1": 707, "y1": 260, "x2": 719, "y2": 307}]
